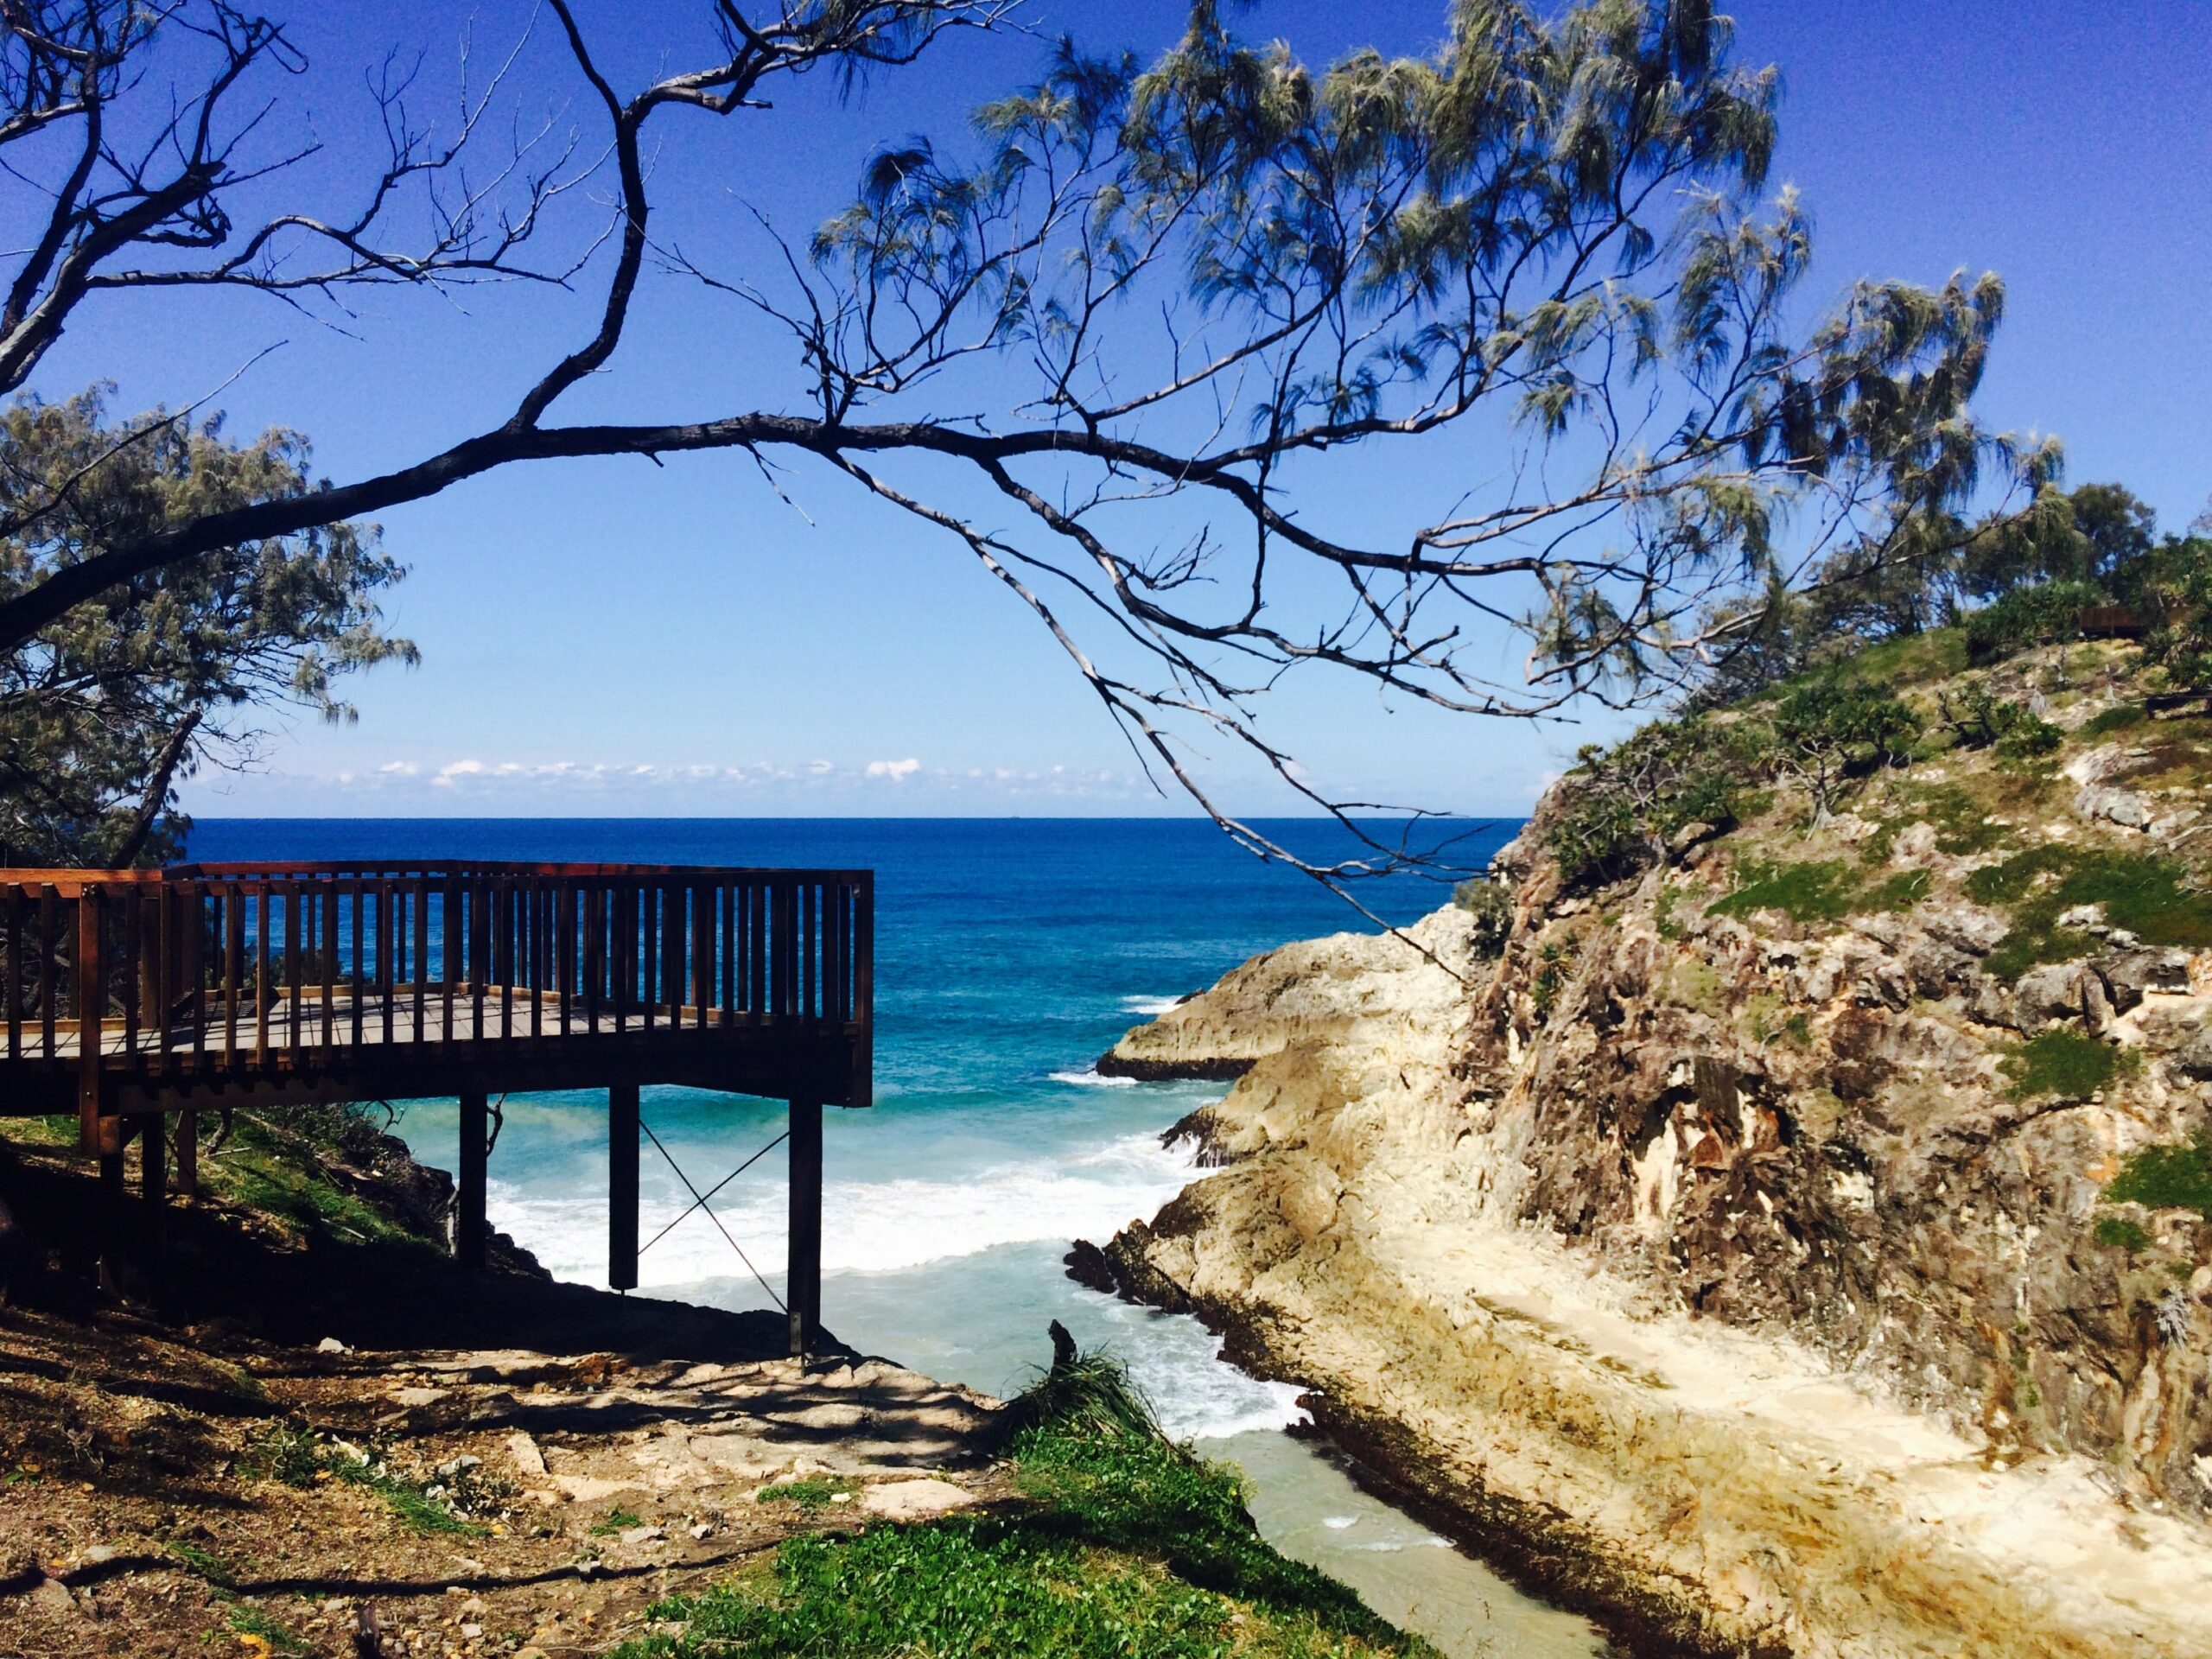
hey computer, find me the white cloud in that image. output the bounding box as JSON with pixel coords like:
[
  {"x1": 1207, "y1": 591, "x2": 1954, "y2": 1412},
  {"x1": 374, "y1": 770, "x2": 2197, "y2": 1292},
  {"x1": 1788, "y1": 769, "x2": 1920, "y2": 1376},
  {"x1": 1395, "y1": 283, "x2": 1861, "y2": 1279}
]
[{"x1": 283, "y1": 753, "x2": 1160, "y2": 805}]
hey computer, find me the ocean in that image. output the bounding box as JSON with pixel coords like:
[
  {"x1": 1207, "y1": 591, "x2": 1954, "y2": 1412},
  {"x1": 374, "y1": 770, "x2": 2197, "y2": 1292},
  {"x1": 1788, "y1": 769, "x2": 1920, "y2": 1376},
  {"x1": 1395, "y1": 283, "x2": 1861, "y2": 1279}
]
[{"x1": 187, "y1": 817, "x2": 1611, "y2": 1657}]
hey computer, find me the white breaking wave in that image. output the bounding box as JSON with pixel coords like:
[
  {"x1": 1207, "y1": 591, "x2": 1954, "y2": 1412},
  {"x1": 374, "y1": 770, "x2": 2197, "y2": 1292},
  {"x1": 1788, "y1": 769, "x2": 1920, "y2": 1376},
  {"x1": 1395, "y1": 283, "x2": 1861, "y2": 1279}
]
[
  {"x1": 1050, "y1": 1068, "x2": 1138, "y2": 1089},
  {"x1": 488, "y1": 1130, "x2": 1218, "y2": 1289},
  {"x1": 1119, "y1": 994, "x2": 1186, "y2": 1016},
  {"x1": 1077, "y1": 1291, "x2": 1311, "y2": 1440}
]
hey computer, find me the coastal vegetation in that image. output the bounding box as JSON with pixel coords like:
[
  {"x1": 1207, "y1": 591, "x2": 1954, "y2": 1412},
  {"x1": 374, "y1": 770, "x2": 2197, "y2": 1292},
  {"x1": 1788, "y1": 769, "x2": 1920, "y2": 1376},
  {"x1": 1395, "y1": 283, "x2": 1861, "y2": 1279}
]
[
  {"x1": 0, "y1": 389, "x2": 414, "y2": 865},
  {"x1": 1546, "y1": 479, "x2": 2212, "y2": 898},
  {"x1": 622, "y1": 1353, "x2": 1426, "y2": 1659}
]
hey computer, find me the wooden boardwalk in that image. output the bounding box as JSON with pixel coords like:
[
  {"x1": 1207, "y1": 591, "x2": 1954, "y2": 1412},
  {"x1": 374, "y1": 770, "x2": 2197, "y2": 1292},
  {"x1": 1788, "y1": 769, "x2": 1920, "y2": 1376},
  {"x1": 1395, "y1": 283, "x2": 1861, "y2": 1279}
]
[{"x1": 0, "y1": 860, "x2": 874, "y2": 1351}]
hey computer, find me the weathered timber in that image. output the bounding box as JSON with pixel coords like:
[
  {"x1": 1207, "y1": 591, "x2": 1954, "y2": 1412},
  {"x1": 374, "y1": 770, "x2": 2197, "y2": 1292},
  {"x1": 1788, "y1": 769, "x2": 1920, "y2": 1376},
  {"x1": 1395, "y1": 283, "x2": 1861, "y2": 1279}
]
[
  {"x1": 0, "y1": 858, "x2": 875, "y2": 1311},
  {"x1": 609, "y1": 1079, "x2": 639, "y2": 1294},
  {"x1": 789, "y1": 1097, "x2": 823, "y2": 1357}
]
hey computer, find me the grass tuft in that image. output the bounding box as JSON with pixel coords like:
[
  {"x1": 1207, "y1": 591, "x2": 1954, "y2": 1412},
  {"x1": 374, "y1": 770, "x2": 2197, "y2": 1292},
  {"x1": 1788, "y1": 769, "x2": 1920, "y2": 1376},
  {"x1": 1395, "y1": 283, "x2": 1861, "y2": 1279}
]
[
  {"x1": 2078, "y1": 703, "x2": 2147, "y2": 739},
  {"x1": 225, "y1": 1605, "x2": 308, "y2": 1654},
  {"x1": 2092, "y1": 1216, "x2": 2153, "y2": 1253},
  {"x1": 240, "y1": 1422, "x2": 497, "y2": 1535},
  {"x1": 2002, "y1": 1030, "x2": 2134, "y2": 1101},
  {"x1": 2104, "y1": 1135, "x2": 2212, "y2": 1222},
  {"x1": 755, "y1": 1480, "x2": 849, "y2": 1511}
]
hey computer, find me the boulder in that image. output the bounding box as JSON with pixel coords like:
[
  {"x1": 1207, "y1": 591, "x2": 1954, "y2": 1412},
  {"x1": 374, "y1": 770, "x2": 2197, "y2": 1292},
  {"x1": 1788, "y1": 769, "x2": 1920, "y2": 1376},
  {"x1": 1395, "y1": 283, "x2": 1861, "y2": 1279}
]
[
  {"x1": 2013, "y1": 961, "x2": 2090, "y2": 1033},
  {"x1": 2098, "y1": 950, "x2": 2194, "y2": 1011},
  {"x1": 859, "y1": 1478, "x2": 975, "y2": 1521},
  {"x1": 1920, "y1": 901, "x2": 2010, "y2": 957}
]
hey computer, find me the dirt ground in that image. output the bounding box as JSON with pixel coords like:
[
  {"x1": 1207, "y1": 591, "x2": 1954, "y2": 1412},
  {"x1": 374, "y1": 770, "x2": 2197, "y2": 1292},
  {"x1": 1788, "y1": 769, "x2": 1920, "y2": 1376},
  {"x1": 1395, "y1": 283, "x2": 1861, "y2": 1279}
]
[{"x1": 0, "y1": 1139, "x2": 1008, "y2": 1659}]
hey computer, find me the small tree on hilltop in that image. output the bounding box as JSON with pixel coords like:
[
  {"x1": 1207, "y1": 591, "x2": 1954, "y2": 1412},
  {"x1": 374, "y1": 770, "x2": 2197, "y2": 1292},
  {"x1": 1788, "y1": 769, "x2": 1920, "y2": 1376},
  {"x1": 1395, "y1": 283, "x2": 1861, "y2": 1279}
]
[{"x1": 1770, "y1": 678, "x2": 1919, "y2": 821}]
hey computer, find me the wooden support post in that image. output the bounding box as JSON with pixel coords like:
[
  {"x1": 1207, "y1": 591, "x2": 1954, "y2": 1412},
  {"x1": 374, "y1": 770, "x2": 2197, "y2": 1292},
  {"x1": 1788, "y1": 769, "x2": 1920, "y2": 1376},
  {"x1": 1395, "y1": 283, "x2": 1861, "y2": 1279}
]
[
  {"x1": 174, "y1": 1108, "x2": 198, "y2": 1200},
  {"x1": 456, "y1": 1090, "x2": 487, "y2": 1271},
  {"x1": 608, "y1": 1081, "x2": 639, "y2": 1292},
  {"x1": 97, "y1": 1143, "x2": 124, "y2": 1291},
  {"x1": 788, "y1": 1097, "x2": 823, "y2": 1357},
  {"x1": 140, "y1": 1109, "x2": 166, "y2": 1216},
  {"x1": 77, "y1": 882, "x2": 104, "y2": 1156}
]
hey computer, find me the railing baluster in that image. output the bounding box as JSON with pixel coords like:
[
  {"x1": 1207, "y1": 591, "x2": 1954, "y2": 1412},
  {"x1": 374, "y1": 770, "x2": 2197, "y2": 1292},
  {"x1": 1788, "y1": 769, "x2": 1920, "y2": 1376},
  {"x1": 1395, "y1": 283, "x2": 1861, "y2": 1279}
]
[
  {"x1": 499, "y1": 876, "x2": 513, "y2": 1043},
  {"x1": 224, "y1": 887, "x2": 241, "y2": 1069},
  {"x1": 153, "y1": 885, "x2": 171, "y2": 1070},
  {"x1": 586, "y1": 880, "x2": 598, "y2": 1022},
  {"x1": 560, "y1": 881, "x2": 576, "y2": 1038},
  {"x1": 286, "y1": 882, "x2": 303, "y2": 1058},
  {"x1": 350, "y1": 881, "x2": 364, "y2": 1048},
  {"x1": 531, "y1": 878, "x2": 545, "y2": 1043},
  {"x1": 76, "y1": 883, "x2": 102, "y2": 1145},
  {"x1": 184, "y1": 881, "x2": 205, "y2": 1065},
  {"x1": 121, "y1": 887, "x2": 141, "y2": 1058},
  {"x1": 804, "y1": 880, "x2": 817, "y2": 1022},
  {"x1": 750, "y1": 879, "x2": 766, "y2": 1023},
  {"x1": 640, "y1": 882, "x2": 657, "y2": 1033},
  {"x1": 321, "y1": 885, "x2": 337, "y2": 1052},
  {"x1": 469, "y1": 878, "x2": 486, "y2": 1044},
  {"x1": 38, "y1": 884, "x2": 57, "y2": 1059},
  {"x1": 378, "y1": 881, "x2": 393, "y2": 1045},
  {"x1": 256, "y1": 887, "x2": 272, "y2": 1061},
  {"x1": 4, "y1": 884, "x2": 20, "y2": 1062},
  {"x1": 414, "y1": 880, "x2": 429, "y2": 1043}
]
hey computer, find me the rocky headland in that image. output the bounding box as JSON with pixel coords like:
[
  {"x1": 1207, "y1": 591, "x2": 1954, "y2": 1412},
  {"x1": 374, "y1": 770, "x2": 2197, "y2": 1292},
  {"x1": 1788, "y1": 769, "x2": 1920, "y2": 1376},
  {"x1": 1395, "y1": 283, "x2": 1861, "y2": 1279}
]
[{"x1": 1077, "y1": 638, "x2": 2212, "y2": 1657}]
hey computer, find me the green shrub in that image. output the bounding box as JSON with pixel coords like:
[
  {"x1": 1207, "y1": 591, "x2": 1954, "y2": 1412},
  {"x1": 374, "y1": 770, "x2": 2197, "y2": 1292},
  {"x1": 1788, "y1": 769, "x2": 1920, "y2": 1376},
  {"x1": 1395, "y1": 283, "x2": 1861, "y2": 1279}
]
[
  {"x1": 1771, "y1": 677, "x2": 1921, "y2": 817},
  {"x1": 1964, "y1": 580, "x2": 2101, "y2": 665},
  {"x1": 1995, "y1": 715, "x2": 2063, "y2": 761},
  {"x1": 2001, "y1": 1030, "x2": 2134, "y2": 1101},
  {"x1": 756, "y1": 1480, "x2": 849, "y2": 1511},
  {"x1": 2079, "y1": 703, "x2": 2147, "y2": 739},
  {"x1": 1450, "y1": 877, "x2": 1512, "y2": 955},
  {"x1": 2092, "y1": 1216, "x2": 2153, "y2": 1253},
  {"x1": 1542, "y1": 715, "x2": 1753, "y2": 892},
  {"x1": 2104, "y1": 1135, "x2": 2212, "y2": 1221}
]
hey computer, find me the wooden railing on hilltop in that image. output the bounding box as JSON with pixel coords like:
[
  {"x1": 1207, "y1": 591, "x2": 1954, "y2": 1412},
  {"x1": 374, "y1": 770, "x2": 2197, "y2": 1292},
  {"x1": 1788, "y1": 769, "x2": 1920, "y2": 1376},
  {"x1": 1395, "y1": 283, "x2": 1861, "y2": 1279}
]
[{"x1": 0, "y1": 860, "x2": 874, "y2": 1142}]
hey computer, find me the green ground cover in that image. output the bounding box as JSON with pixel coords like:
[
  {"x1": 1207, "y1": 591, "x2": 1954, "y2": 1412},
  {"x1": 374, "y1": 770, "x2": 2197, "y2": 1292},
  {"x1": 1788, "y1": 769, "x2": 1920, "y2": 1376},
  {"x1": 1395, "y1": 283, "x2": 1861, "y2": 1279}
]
[
  {"x1": 617, "y1": 1356, "x2": 1428, "y2": 1659},
  {"x1": 1708, "y1": 857, "x2": 1929, "y2": 924},
  {"x1": 2103, "y1": 1135, "x2": 2212, "y2": 1223},
  {"x1": 1967, "y1": 845, "x2": 2212, "y2": 978},
  {"x1": 2001, "y1": 1030, "x2": 2135, "y2": 1102}
]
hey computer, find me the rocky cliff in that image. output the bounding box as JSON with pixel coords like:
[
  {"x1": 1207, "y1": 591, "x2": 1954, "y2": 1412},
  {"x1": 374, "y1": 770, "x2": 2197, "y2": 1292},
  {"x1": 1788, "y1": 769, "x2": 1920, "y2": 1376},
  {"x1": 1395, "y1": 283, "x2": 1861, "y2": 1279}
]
[{"x1": 1080, "y1": 638, "x2": 2212, "y2": 1657}]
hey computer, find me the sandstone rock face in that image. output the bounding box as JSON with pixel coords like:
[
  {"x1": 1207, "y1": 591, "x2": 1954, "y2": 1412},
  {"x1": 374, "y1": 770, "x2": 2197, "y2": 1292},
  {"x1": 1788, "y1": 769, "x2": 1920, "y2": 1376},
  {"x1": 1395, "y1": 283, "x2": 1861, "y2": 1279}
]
[{"x1": 1085, "y1": 836, "x2": 2212, "y2": 1655}]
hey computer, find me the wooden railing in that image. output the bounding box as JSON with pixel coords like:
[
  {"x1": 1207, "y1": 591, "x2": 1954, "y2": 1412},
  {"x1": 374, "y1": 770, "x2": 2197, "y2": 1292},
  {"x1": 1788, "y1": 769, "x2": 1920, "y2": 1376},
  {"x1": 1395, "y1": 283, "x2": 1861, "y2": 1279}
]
[{"x1": 0, "y1": 861, "x2": 872, "y2": 1112}]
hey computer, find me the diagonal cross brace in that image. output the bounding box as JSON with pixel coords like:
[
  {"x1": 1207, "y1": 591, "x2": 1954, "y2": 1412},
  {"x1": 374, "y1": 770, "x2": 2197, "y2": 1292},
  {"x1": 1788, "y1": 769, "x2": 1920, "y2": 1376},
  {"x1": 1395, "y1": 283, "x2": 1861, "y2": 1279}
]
[{"x1": 637, "y1": 1116, "x2": 788, "y2": 1313}]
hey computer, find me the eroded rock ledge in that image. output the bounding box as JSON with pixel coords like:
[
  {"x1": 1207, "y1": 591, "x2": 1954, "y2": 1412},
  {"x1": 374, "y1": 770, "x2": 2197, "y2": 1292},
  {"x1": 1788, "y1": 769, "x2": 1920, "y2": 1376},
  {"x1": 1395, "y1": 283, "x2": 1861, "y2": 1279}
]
[{"x1": 1079, "y1": 884, "x2": 2212, "y2": 1657}]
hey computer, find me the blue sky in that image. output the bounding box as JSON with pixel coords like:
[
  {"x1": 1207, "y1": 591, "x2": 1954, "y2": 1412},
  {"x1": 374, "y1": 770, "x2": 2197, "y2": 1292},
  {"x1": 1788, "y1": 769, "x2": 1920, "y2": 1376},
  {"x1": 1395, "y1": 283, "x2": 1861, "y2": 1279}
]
[{"x1": 33, "y1": 1, "x2": 2211, "y2": 819}]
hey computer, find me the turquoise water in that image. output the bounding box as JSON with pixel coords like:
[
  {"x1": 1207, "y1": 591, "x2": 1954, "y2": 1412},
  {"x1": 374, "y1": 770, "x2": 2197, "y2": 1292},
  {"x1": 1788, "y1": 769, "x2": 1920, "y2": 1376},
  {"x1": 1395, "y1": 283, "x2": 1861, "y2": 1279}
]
[{"x1": 189, "y1": 818, "x2": 1611, "y2": 1657}]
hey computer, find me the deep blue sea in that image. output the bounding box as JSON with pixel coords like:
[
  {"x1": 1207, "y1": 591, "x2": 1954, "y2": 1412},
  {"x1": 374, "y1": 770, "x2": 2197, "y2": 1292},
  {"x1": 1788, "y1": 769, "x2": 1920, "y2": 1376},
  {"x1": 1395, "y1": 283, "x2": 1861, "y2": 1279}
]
[{"x1": 188, "y1": 818, "x2": 1609, "y2": 1657}]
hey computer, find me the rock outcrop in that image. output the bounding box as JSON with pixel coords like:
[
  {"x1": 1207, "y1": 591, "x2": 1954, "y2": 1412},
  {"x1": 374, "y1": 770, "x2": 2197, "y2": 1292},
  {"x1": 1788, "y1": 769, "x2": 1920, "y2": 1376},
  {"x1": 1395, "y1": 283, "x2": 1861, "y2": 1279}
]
[{"x1": 1085, "y1": 658, "x2": 2212, "y2": 1657}]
